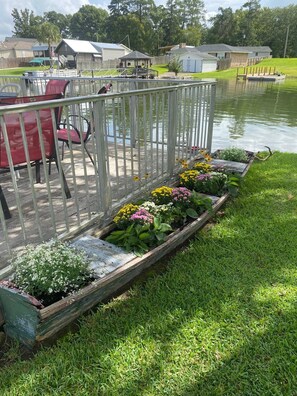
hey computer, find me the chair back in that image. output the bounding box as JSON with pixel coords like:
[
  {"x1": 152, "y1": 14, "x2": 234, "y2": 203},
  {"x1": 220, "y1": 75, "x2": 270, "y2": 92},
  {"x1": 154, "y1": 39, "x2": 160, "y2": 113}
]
[
  {"x1": 45, "y1": 80, "x2": 69, "y2": 123},
  {"x1": 45, "y1": 80, "x2": 70, "y2": 96},
  {"x1": 0, "y1": 83, "x2": 21, "y2": 97},
  {"x1": 0, "y1": 93, "x2": 63, "y2": 106},
  {"x1": 0, "y1": 93, "x2": 62, "y2": 168}
]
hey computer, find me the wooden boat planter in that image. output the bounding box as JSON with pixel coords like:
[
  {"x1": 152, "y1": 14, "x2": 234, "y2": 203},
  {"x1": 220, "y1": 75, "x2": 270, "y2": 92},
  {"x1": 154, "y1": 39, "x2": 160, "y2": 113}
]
[{"x1": 0, "y1": 156, "x2": 253, "y2": 348}]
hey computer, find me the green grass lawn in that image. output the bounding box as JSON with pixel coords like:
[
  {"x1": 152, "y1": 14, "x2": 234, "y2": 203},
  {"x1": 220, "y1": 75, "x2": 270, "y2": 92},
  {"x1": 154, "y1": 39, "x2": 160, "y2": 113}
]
[
  {"x1": 0, "y1": 66, "x2": 49, "y2": 76},
  {"x1": 1, "y1": 152, "x2": 297, "y2": 395},
  {"x1": 1, "y1": 58, "x2": 297, "y2": 79},
  {"x1": 193, "y1": 58, "x2": 297, "y2": 79}
]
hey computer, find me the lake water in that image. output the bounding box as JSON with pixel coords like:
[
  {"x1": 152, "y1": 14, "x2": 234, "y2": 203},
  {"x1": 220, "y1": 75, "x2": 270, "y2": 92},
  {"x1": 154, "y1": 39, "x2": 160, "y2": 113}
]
[{"x1": 210, "y1": 78, "x2": 297, "y2": 153}]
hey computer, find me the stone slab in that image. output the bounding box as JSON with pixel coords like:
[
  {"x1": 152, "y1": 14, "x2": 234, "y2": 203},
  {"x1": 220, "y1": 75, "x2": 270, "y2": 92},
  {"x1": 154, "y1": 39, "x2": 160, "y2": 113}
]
[
  {"x1": 211, "y1": 159, "x2": 247, "y2": 174},
  {"x1": 71, "y1": 235, "x2": 136, "y2": 278}
]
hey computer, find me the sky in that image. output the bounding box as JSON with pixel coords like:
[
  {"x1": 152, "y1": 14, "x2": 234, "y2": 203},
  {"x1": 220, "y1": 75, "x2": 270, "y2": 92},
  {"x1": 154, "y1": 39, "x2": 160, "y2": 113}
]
[{"x1": 0, "y1": 0, "x2": 296, "y2": 42}]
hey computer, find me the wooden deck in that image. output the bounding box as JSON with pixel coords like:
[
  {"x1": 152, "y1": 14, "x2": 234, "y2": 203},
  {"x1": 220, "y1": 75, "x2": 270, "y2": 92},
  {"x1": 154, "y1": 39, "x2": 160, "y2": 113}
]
[{"x1": 0, "y1": 142, "x2": 175, "y2": 271}]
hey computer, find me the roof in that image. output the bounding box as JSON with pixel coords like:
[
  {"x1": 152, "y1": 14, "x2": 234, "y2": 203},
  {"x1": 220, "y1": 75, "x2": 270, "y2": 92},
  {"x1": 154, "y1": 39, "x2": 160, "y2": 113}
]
[
  {"x1": 90, "y1": 42, "x2": 126, "y2": 51},
  {"x1": 171, "y1": 48, "x2": 218, "y2": 60},
  {"x1": 55, "y1": 39, "x2": 131, "y2": 55},
  {"x1": 119, "y1": 50, "x2": 151, "y2": 60},
  {"x1": 55, "y1": 39, "x2": 98, "y2": 54},
  {"x1": 238, "y1": 46, "x2": 272, "y2": 52},
  {"x1": 33, "y1": 45, "x2": 48, "y2": 51},
  {"x1": 196, "y1": 44, "x2": 251, "y2": 54},
  {"x1": 0, "y1": 38, "x2": 38, "y2": 51},
  {"x1": 171, "y1": 45, "x2": 195, "y2": 51}
]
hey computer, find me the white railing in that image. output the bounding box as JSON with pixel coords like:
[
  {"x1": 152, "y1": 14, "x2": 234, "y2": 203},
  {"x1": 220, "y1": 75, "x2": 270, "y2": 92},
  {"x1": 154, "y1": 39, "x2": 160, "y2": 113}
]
[
  {"x1": 0, "y1": 74, "x2": 195, "y2": 98},
  {"x1": 0, "y1": 80, "x2": 216, "y2": 270}
]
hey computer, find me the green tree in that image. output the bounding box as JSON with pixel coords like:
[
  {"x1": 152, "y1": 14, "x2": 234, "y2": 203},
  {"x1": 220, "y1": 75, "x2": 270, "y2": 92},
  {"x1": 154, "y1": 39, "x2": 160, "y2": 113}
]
[
  {"x1": 107, "y1": 14, "x2": 148, "y2": 51},
  {"x1": 237, "y1": 0, "x2": 262, "y2": 45},
  {"x1": 162, "y1": 0, "x2": 183, "y2": 45},
  {"x1": 43, "y1": 11, "x2": 72, "y2": 38},
  {"x1": 11, "y1": 8, "x2": 42, "y2": 38},
  {"x1": 150, "y1": 5, "x2": 167, "y2": 54},
  {"x1": 36, "y1": 22, "x2": 61, "y2": 65},
  {"x1": 70, "y1": 5, "x2": 108, "y2": 41},
  {"x1": 176, "y1": 0, "x2": 205, "y2": 29},
  {"x1": 206, "y1": 7, "x2": 238, "y2": 44},
  {"x1": 108, "y1": 0, "x2": 130, "y2": 16},
  {"x1": 130, "y1": 0, "x2": 155, "y2": 22}
]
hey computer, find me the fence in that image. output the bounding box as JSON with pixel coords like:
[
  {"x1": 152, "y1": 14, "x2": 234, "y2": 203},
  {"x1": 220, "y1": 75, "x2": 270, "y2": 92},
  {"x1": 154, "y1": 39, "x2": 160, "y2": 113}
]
[
  {"x1": 0, "y1": 57, "x2": 32, "y2": 69},
  {"x1": 0, "y1": 79, "x2": 216, "y2": 271}
]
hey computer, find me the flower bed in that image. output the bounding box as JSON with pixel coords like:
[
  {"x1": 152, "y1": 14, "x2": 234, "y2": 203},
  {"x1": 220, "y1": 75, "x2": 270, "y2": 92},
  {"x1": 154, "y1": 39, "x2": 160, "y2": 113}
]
[
  {"x1": 104, "y1": 154, "x2": 241, "y2": 256},
  {"x1": 0, "y1": 149, "x2": 254, "y2": 348}
]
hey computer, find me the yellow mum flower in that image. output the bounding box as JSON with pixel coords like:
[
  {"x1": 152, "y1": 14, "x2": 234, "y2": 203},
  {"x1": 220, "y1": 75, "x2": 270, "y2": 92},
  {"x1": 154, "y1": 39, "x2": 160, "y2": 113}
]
[
  {"x1": 179, "y1": 170, "x2": 199, "y2": 189},
  {"x1": 151, "y1": 186, "x2": 173, "y2": 204},
  {"x1": 114, "y1": 203, "x2": 139, "y2": 226},
  {"x1": 193, "y1": 162, "x2": 213, "y2": 173}
]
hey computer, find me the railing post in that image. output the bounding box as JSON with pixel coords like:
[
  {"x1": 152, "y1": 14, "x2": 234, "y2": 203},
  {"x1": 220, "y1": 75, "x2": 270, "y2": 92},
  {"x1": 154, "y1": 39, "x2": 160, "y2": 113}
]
[
  {"x1": 129, "y1": 95, "x2": 137, "y2": 148},
  {"x1": 167, "y1": 89, "x2": 178, "y2": 176},
  {"x1": 206, "y1": 83, "x2": 216, "y2": 152},
  {"x1": 93, "y1": 99, "x2": 112, "y2": 217}
]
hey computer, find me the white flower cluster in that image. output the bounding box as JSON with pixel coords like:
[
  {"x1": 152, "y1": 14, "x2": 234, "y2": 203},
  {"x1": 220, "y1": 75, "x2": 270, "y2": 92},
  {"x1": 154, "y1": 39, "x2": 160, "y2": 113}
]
[
  {"x1": 140, "y1": 201, "x2": 173, "y2": 216},
  {"x1": 11, "y1": 240, "x2": 92, "y2": 298}
]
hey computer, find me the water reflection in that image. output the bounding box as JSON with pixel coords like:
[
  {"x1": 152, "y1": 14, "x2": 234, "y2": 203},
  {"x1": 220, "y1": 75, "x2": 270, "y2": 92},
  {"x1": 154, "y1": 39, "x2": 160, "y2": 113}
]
[{"x1": 212, "y1": 78, "x2": 297, "y2": 153}]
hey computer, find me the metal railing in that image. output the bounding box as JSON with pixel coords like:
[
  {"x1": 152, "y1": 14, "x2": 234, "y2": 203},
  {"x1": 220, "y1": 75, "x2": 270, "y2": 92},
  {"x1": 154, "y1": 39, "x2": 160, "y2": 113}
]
[
  {"x1": 0, "y1": 74, "x2": 195, "y2": 98},
  {"x1": 0, "y1": 80, "x2": 216, "y2": 269}
]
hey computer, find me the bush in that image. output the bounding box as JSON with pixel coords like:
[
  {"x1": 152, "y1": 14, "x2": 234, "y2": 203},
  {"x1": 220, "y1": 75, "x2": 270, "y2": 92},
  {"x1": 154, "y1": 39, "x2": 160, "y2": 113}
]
[
  {"x1": 217, "y1": 147, "x2": 249, "y2": 162},
  {"x1": 11, "y1": 240, "x2": 93, "y2": 305},
  {"x1": 168, "y1": 57, "x2": 182, "y2": 76}
]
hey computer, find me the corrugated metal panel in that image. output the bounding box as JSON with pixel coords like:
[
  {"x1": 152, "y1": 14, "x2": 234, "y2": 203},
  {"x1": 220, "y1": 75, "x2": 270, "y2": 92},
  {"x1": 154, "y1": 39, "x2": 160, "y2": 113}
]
[
  {"x1": 91, "y1": 42, "x2": 124, "y2": 50},
  {"x1": 63, "y1": 39, "x2": 98, "y2": 54}
]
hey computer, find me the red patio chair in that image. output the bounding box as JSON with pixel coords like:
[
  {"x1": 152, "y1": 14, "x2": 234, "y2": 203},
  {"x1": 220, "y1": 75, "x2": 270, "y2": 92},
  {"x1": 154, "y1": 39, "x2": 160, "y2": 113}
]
[
  {"x1": 0, "y1": 93, "x2": 71, "y2": 219},
  {"x1": 45, "y1": 79, "x2": 70, "y2": 96},
  {"x1": 57, "y1": 115, "x2": 94, "y2": 165},
  {"x1": 56, "y1": 83, "x2": 112, "y2": 165}
]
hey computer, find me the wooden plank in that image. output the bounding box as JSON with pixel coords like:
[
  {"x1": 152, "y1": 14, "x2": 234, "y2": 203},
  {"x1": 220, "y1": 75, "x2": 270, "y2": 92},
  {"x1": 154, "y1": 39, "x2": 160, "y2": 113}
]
[{"x1": 0, "y1": 285, "x2": 42, "y2": 348}]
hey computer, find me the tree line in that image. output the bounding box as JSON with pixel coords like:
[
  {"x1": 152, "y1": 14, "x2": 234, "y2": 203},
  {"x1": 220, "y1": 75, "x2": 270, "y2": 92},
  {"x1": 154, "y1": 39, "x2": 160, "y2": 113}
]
[{"x1": 11, "y1": 0, "x2": 297, "y2": 57}]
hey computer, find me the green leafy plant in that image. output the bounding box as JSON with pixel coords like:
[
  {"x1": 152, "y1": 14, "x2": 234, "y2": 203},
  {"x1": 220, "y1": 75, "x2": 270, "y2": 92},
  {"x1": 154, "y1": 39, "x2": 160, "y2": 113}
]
[
  {"x1": 226, "y1": 174, "x2": 241, "y2": 196},
  {"x1": 11, "y1": 240, "x2": 93, "y2": 305},
  {"x1": 217, "y1": 147, "x2": 249, "y2": 163},
  {"x1": 105, "y1": 217, "x2": 172, "y2": 256}
]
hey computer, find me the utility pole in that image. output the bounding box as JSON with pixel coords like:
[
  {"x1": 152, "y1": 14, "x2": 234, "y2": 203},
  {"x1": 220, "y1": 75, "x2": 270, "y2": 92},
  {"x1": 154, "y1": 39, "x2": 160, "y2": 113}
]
[{"x1": 283, "y1": 25, "x2": 290, "y2": 58}]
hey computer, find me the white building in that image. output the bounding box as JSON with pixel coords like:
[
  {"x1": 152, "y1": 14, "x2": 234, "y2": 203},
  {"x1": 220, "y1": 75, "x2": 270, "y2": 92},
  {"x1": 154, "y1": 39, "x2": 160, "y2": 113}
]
[
  {"x1": 55, "y1": 39, "x2": 131, "y2": 69},
  {"x1": 171, "y1": 48, "x2": 218, "y2": 73}
]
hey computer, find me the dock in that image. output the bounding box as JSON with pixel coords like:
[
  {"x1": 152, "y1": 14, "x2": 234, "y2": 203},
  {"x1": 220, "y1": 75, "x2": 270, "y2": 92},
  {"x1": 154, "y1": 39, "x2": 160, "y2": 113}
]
[{"x1": 237, "y1": 66, "x2": 285, "y2": 81}]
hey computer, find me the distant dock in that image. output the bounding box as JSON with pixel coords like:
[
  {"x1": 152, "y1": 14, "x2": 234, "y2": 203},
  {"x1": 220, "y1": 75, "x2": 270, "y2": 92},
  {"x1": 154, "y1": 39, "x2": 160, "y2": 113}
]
[{"x1": 237, "y1": 66, "x2": 285, "y2": 82}]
